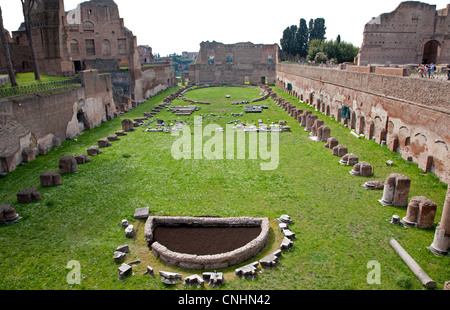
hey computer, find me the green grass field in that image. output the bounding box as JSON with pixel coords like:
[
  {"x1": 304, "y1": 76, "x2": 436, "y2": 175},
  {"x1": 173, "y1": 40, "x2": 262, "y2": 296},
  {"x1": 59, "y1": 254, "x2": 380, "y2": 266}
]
[
  {"x1": 0, "y1": 72, "x2": 75, "y2": 88},
  {"x1": 0, "y1": 85, "x2": 448, "y2": 290}
]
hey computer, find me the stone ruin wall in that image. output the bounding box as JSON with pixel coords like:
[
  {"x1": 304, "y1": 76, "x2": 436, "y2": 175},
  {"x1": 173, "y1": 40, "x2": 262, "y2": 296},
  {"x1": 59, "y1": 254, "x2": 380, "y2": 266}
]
[
  {"x1": 0, "y1": 70, "x2": 116, "y2": 174},
  {"x1": 276, "y1": 63, "x2": 450, "y2": 184},
  {"x1": 358, "y1": 2, "x2": 450, "y2": 66},
  {"x1": 189, "y1": 41, "x2": 278, "y2": 85},
  {"x1": 141, "y1": 64, "x2": 176, "y2": 99}
]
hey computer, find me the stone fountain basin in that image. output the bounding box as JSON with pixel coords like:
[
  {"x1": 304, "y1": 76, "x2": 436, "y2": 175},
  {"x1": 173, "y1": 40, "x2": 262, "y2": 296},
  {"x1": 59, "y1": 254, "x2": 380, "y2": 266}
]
[{"x1": 145, "y1": 216, "x2": 270, "y2": 270}]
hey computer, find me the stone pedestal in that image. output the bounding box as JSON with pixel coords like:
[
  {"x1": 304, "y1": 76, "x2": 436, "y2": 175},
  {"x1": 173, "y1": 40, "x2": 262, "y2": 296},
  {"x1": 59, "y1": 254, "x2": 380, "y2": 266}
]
[
  {"x1": 350, "y1": 162, "x2": 372, "y2": 177},
  {"x1": 379, "y1": 174, "x2": 411, "y2": 207},
  {"x1": 122, "y1": 119, "x2": 134, "y2": 132},
  {"x1": 59, "y1": 155, "x2": 78, "y2": 174},
  {"x1": 17, "y1": 188, "x2": 41, "y2": 203},
  {"x1": 0, "y1": 204, "x2": 20, "y2": 224},
  {"x1": 87, "y1": 146, "x2": 102, "y2": 156},
  {"x1": 98, "y1": 139, "x2": 112, "y2": 148},
  {"x1": 340, "y1": 153, "x2": 358, "y2": 166},
  {"x1": 305, "y1": 114, "x2": 318, "y2": 132},
  {"x1": 402, "y1": 196, "x2": 437, "y2": 228},
  {"x1": 325, "y1": 137, "x2": 338, "y2": 149},
  {"x1": 40, "y1": 171, "x2": 62, "y2": 187},
  {"x1": 318, "y1": 126, "x2": 330, "y2": 142},
  {"x1": 332, "y1": 145, "x2": 348, "y2": 157},
  {"x1": 75, "y1": 154, "x2": 91, "y2": 164}
]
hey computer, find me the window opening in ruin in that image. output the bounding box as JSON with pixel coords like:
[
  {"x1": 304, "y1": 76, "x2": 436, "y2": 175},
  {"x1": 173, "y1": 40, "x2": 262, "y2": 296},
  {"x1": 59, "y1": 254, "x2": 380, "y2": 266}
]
[
  {"x1": 85, "y1": 39, "x2": 95, "y2": 56},
  {"x1": 268, "y1": 54, "x2": 274, "y2": 64},
  {"x1": 226, "y1": 55, "x2": 233, "y2": 64},
  {"x1": 70, "y1": 40, "x2": 79, "y2": 55},
  {"x1": 118, "y1": 39, "x2": 127, "y2": 55},
  {"x1": 208, "y1": 56, "x2": 215, "y2": 65}
]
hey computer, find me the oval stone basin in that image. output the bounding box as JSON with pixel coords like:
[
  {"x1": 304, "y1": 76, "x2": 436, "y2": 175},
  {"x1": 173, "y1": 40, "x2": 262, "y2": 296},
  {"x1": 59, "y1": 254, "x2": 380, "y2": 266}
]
[{"x1": 145, "y1": 216, "x2": 270, "y2": 270}]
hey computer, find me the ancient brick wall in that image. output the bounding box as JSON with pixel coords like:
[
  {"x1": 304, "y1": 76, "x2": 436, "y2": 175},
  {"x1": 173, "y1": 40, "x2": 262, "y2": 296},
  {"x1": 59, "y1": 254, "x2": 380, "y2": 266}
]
[
  {"x1": 189, "y1": 41, "x2": 278, "y2": 85},
  {"x1": 358, "y1": 2, "x2": 450, "y2": 66},
  {"x1": 276, "y1": 63, "x2": 450, "y2": 183},
  {"x1": 0, "y1": 70, "x2": 115, "y2": 174}
]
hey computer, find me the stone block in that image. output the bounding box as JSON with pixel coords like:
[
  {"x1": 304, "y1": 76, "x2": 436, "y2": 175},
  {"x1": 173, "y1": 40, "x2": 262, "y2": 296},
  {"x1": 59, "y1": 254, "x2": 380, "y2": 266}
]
[
  {"x1": 75, "y1": 154, "x2": 91, "y2": 165},
  {"x1": 107, "y1": 135, "x2": 120, "y2": 142},
  {"x1": 379, "y1": 174, "x2": 410, "y2": 207},
  {"x1": 0, "y1": 204, "x2": 20, "y2": 224},
  {"x1": 235, "y1": 261, "x2": 259, "y2": 278},
  {"x1": 122, "y1": 119, "x2": 134, "y2": 132},
  {"x1": 184, "y1": 274, "x2": 204, "y2": 287},
  {"x1": 87, "y1": 146, "x2": 102, "y2": 156},
  {"x1": 160, "y1": 271, "x2": 182, "y2": 285},
  {"x1": 259, "y1": 250, "x2": 282, "y2": 268},
  {"x1": 17, "y1": 188, "x2": 41, "y2": 203},
  {"x1": 98, "y1": 139, "x2": 112, "y2": 148},
  {"x1": 325, "y1": 137, "x2": 338, "y2": 149},
  {"x1": 125, "y1": 225, "x2": 135, "y2": 238},
  {"x1": 280, "y1": 237, "x2": 294, "y2": 251},
  {"x1": 40, "y1": 171, "x2": 62, "y2": 187},
  {"x1": 118, "y1": 263, "x2": 132, "y2": 280},
  {"x1": 134, "y1": 207, "x2": 150, "y2": 219},
  {"x1": 332, "y1": 145, "x2": 348, "y2": 157},
  {"x1": 116, "y1": 130, "x2": 127, "y2": 136},
  {"x1": 403, "y1": 196, "x2": 437, "y2": 229},
  {"x1": 59, "y1": 155, "x2": 78, "y2": 174}
]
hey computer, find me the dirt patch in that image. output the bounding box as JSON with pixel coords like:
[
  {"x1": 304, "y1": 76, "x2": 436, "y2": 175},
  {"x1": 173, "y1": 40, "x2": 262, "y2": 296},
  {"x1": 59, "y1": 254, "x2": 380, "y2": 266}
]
[{"x1": 153, "y1": 225, "x2": 262, "y2": 256}]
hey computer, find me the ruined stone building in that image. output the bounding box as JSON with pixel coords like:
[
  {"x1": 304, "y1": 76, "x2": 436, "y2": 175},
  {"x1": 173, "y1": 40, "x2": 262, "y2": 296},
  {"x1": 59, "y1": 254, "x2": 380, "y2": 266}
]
[
  {"x1": 189, "y1": 41, "x2": 278, "y2": 85},
  {"x1": 66, "y1": 0, "x2": 139, "y2": 72},
  {"x1": 0, "y1": 0, "x2": 74, "y2": 76},
  {"x1": 138, "y1": 45, "x2": 155, "y2": 64},
  {"x1": 357, "y1": 1, "x2": 450, "y2": 65}
]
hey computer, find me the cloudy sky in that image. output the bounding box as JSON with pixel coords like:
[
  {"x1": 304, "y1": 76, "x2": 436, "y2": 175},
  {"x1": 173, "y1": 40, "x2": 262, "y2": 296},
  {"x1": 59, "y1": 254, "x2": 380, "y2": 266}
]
[{"x1": 1, "y1": 0, "x2": 448, "y2": 56}]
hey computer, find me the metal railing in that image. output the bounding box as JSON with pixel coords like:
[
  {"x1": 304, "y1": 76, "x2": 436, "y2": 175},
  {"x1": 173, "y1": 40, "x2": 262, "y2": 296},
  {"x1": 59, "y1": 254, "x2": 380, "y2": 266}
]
[{"x1": 0, "y1": 77, "x2": 81, "y2": 98}]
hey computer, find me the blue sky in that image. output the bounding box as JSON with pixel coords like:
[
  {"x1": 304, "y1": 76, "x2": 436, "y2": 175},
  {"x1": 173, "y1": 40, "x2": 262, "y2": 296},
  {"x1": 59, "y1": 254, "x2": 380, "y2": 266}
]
[{"x1": 1, "y1": 0, "x2": 448, "y2": 56}]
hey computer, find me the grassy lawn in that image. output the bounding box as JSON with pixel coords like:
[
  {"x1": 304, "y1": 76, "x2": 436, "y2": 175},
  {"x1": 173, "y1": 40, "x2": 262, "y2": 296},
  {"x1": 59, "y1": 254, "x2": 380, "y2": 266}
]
[
  {"x1": 0, "y1": 73, "x2": 75, "y2": 88},
  {"x1": 0, "y1": 85, "x2": 448, "y2": 290}
]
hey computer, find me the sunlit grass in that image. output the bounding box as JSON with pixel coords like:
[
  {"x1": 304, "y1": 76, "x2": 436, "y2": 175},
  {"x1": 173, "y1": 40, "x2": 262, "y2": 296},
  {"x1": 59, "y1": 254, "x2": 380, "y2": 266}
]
[{"x1": 0, "y1": 85, "x2": 448, "y2": 290}]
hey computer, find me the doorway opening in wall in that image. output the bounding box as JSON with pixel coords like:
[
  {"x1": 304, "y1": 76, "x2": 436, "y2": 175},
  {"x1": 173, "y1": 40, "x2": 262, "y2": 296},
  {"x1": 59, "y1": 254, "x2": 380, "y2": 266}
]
[
  {"x1": 260, "y1": 77, "x2": 267, "y2": 84},
  {"x1": 73, "y1": 61, "x2": 82, "y2": 73},
  {"x1": 77, "y1": 111, "x2": 89, "y2": 131},
  {"x1": 422, "y1": 40, "x2": 440, "y2": 64},
  {"x1": 105, "y1": 104, "x2": 111, "y2": 121},
  {"x1": 244, "y1": 76, "x2": 250, "y2": 85}
]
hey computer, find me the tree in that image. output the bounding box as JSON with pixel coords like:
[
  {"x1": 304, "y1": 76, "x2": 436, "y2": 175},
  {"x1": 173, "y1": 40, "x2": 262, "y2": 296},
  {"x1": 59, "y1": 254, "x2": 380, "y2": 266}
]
[
  {"x1": 309, "y1": 18, "x2": 326, "y2": 42},
  {"x1": 280, "y1": 25, "x2": 298, "y2": 60},
  {"x1": 0, "y1": 6, "x2": 18, "y2": 86},
  {"x1": 336, "y1": 35, "x2": 341, "y2": 44},
  {"x1": 297, "y1": 18, "x2": 309, "y2": 58},
  {"x1": 314, "y1": 52, "x2": 328, "y2": 64},
  {"x1": 20, "y1": 0, "x2": 40, "y2": 81}
]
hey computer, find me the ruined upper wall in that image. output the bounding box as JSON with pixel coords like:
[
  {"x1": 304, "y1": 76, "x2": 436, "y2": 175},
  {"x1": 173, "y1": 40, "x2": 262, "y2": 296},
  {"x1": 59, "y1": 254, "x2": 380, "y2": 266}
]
[
  {"x1": 195, "y1": 41, "x2": 278, "y2": 65},
  {"x1": 358, "y1": 1, "x2": 450, "y2": 65}
]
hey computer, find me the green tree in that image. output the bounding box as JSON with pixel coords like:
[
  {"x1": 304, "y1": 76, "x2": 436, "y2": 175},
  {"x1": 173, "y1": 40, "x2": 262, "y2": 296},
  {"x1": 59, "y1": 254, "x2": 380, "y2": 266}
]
[
  {"x1": 280, "y1": 25, "x2": 299, "y2": 60},
  {"x1": 309, "y1": 18, "x2": 326, "y2": 43},
  {"x1": 314, "y1": 52, "x2": 328, "y2": 64},
  {"x1": 298, "y1": 18, "x2": 309, "y2": 58}
]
